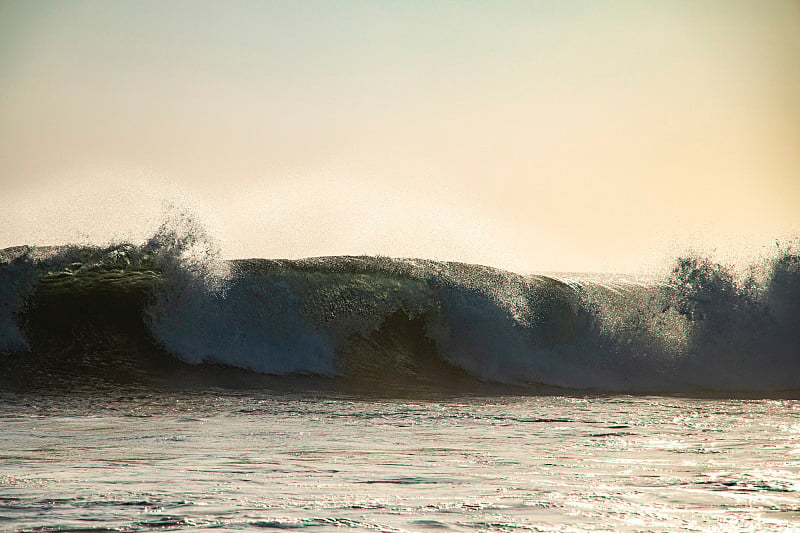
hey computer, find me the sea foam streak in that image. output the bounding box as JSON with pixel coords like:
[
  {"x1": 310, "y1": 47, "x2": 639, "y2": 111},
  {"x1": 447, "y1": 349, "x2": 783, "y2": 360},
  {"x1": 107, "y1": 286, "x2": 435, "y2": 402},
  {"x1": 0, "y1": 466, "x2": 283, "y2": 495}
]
[{"x1": 1, "y1": 218, "x2": 798, "y2": 393}]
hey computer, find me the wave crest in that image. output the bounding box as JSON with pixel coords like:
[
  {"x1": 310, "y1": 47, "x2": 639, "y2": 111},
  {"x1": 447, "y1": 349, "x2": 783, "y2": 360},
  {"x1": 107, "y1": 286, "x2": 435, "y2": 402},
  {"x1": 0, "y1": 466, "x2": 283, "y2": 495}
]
[{"x1": 1, "y1": 224, "x2": 798, "y2": 393}]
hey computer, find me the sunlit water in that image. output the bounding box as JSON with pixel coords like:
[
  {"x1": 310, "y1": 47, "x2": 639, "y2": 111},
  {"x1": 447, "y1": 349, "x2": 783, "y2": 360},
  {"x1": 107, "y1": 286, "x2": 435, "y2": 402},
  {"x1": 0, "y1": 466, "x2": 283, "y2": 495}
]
[{"x1": 2, "y1": 390, "x2": 799, "y2": 532}]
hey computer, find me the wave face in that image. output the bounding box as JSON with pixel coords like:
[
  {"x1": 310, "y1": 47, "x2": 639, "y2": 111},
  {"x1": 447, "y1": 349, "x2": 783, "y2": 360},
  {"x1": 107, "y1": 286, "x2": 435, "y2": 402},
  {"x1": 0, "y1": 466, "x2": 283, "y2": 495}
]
[{"x1": 1, "y1": 224, "x2": 798, "y2": 393}]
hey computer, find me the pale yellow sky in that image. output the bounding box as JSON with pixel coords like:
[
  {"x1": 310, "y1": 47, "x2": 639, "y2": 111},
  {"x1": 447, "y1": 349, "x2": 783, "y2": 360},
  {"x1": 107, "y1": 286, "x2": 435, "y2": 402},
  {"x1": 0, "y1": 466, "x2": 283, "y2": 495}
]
[{"x1": 1, "y1": 1, "x2": 798, "y2": 272}]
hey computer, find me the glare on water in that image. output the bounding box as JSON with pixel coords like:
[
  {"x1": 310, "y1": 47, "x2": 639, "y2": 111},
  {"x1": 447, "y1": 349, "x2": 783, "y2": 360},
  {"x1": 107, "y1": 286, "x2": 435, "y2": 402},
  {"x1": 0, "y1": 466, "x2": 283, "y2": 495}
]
[{"x1": 2, "y1": 391, "x2": 799, "y2": 532}]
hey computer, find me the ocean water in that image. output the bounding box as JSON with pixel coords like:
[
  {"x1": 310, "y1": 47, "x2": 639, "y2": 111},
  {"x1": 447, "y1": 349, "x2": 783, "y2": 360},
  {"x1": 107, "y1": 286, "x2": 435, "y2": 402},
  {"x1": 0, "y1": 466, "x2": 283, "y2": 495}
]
[
  {"x1": 2, "y1": 389, "x2": 800, "y2": 532},
  {"x1": 1, "y1": 220, "x2": 799, "y2": 531}
]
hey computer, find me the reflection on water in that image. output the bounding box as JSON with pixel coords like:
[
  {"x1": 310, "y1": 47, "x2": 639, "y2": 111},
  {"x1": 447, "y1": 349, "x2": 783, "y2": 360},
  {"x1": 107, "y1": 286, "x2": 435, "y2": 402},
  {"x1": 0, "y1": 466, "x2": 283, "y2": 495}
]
[{"x1": 1, "y1": 391, "x2": 799, "y2": 532}]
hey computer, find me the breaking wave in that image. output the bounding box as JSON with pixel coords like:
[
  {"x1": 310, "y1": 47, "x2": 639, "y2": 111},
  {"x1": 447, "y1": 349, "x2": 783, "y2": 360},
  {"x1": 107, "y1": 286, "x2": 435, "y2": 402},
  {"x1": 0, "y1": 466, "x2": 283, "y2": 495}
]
[{"x1": 1, "y1": 216, "x2": 798, "y2": 394}]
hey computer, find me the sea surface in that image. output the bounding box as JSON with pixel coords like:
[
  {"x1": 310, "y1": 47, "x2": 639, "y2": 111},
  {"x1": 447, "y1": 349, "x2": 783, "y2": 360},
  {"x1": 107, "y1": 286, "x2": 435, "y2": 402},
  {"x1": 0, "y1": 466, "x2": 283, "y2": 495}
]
[
  {"x1": 2, "y1": 221, "x2": 799, "y2": 531},
  {"x1": 2, "y1": 388, "x2": 800, "y2": 532}
]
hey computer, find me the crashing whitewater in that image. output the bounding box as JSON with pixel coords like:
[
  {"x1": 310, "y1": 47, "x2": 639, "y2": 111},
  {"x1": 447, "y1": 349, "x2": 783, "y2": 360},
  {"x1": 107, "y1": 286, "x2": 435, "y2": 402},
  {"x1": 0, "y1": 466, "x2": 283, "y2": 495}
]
[{"x1": 1, "y1": 219, "x2": 798, "y2": 394}]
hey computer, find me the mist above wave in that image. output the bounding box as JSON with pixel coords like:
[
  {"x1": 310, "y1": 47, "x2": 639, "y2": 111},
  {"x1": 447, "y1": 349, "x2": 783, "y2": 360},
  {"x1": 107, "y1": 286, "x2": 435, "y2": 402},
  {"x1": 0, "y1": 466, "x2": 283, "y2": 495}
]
[{"x1": 0, "y1": 213, "x2": 798, "y2": 393}]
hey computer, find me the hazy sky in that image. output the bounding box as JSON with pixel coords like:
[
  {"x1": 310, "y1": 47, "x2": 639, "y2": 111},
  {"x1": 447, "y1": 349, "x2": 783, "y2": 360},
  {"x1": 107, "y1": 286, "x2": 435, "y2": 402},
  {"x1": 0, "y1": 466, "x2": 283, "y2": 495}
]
[{"x1": 1, "y1": 1, "x2": 798, "y2": 272}]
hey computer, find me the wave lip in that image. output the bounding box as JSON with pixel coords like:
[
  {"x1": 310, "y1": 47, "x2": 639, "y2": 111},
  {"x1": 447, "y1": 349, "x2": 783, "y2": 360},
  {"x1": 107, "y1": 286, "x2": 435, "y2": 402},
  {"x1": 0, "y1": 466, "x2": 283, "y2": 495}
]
[{"x1": 1, "y1": 232, "x2": 799, "y2": 394}]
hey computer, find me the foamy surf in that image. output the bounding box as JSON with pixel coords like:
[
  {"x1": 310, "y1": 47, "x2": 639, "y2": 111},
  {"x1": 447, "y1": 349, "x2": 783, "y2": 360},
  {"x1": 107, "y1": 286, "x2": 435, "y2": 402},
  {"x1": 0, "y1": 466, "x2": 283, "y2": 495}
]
[{"x1": 1, "y1": 220, "x2": 798, "y2": 394}]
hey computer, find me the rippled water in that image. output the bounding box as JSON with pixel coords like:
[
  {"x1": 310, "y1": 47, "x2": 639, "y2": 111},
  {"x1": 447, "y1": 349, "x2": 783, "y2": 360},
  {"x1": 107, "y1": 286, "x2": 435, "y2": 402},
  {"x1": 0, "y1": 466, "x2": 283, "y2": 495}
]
[{"x1": 2, "y1": 389, "x2": 799, "y2": 532}]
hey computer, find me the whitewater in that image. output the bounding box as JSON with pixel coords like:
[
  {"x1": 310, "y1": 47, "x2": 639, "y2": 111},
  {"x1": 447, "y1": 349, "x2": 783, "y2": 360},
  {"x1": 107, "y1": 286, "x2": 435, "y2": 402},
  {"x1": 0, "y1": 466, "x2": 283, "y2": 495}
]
[
  {"x1": 1, "y1": 218, "x2": 798, "y2": 393},
  {"x1": 2, "y1": 219, "x2": 799, "y2": 532}
]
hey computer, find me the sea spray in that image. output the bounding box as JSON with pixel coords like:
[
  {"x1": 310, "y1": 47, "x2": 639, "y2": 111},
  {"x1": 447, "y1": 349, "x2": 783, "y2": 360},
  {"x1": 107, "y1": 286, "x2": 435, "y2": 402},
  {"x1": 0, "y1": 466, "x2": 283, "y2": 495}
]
[{"x1": 1, "y1": 220, "x2": 798, "y2": 392}]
